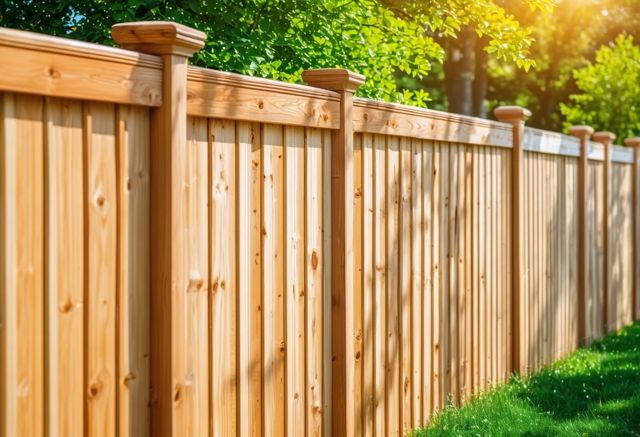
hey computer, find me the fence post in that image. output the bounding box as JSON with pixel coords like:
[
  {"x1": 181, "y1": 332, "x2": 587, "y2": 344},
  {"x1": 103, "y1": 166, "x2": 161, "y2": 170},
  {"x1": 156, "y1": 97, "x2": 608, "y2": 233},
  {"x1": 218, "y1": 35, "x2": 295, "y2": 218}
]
[
  {"x1": 111, "y1": 22, "x2": 206, "y2": 437},
  {"x1": 624, "y1": 137, "x2": 640, "y2": 321},
  {"x1": 494, "y1": 106, "x2": 531, "y2": 375},
  {"x1": 592, "y1": 131, "x2": 616, "y2": 333},
  {"x1": 301, "y1": 68, "x2": 365, "y2": 437},
  {"x1": 570, "y1": 125, "x2": 594, "y2": 345}
]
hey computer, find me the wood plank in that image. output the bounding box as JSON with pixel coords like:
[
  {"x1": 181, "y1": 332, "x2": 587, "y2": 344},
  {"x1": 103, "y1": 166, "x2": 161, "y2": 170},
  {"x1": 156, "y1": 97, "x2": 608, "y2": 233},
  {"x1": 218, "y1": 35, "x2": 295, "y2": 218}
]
[
  {"x1": 472, "y1": 147, "x2": 480, "y2": 392},
  {"x1": 210, "y1": 118, "x2": 237, "y2": 437},
  {"x1": 353, "y1": 133, "x2": 364, "y2": 437},
  {"x1": 187, "y1": 67, "x2": 340, "y2": 129},
  {"x1": 478, "y1": 148, "x2": 486, "y2": 388},
  {"x1": 321, "y1": 129, "x2": 332, "y2": 437},
  {"x1": 0, "y1": 28, "x2": 162, "y2": 106},
  {"x1": 362, "y1": 133, "x2": 375, "y2": 437},
  {"x1": 0, "y1": 93, "x2": 45, "y2": 437},
  {"x1": 448, "y1": 144, "x2": 460, "y2": 401},
  {"x1": 116, "y1": 105, "x2": 151, "y2": 437},
  {"x1": 372, "y1": 134, "x2": 387, "y2": 437},
  {"x1": 85, "y1": 101, "x2": 117, "y2": 437},
  {"x1": 399, "y1": 137, "x2": 412, "y2": 433},
  {"x1": 262, "y1": 124, "x2": 286, "y2": 437},
  {"x1": 306, "y1": 128, "x2": 325, "y2": 437},
  {"x1": 182, "y1": 116, "x2": 209, "y2": 437},
  {"x1": 285, "y1": 126, "x2": 306, "y2": 437},
  {"x1": 352, "y1": 99, "x2": 513, "y2": 148},
  {"x1": 386, "y1": 135, "x2": 400, "y2": 437},
  {"x1": 463, "y1": 145, "x2": 473, "y2": 397},
  {"x1": 410, "y1": 138, "x2": 423, "y2": 426},
  {"x1": 237, "y1": 121, "x2": 263, "y2": 437},
  {"x1": 422, "y1": 141, "x2": 433, "y2": 421},
  {"x1": 44, "y1": 97, "x2": 84, "y2": 437}
]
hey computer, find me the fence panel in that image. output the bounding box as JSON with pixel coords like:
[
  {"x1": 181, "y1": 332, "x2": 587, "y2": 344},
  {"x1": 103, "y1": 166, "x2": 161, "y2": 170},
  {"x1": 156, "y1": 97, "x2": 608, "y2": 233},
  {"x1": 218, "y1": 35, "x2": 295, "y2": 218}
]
[
  {"x1": 608, "y1": 151, "x2": 634, "y2": 332},
  {"x1": 352, "y1": 131, "x2": 511, "y2": 435},
  {"x1": 2, "y1": 21, "x2": 640, "y2": 437},
  {"x1": 0, "y1": 92, "x2": 151, "y2": 437}
]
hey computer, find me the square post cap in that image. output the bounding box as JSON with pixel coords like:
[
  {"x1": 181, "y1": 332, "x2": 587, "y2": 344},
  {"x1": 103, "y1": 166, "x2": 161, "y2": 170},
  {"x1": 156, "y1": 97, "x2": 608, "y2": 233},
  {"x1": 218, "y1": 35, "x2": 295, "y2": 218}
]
[
  {"x1": 592, "y1": 131, "x2": 617, "y2": 146},
  {"x1": 494, "y1": 106, "x2": 531, "y2": 123},
  {"x1": 112, "y1": 21, "x2": 206, "y2": 57},
  {"x1": 624, "y1": 137, "x2": 640, "y2": 148},
  {"x1": 302, "y1": 68, "x2": 365, "y2": 93},
  {"x1": 569, "y1": 125, "x2": 594, "y2": 139}
]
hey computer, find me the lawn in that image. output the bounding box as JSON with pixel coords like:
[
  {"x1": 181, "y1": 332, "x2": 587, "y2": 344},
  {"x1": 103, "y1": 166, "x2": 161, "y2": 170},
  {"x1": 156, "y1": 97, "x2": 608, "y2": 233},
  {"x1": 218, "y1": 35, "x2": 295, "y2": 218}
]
[{"x1": 415, "y1": 321, "x2": 640, "y2": 436}]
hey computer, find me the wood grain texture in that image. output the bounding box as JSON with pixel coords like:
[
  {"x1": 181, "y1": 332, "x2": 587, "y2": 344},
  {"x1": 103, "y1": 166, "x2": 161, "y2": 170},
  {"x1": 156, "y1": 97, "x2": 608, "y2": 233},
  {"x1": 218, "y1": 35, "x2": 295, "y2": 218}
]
[
  {"x1": 262, "y1": 123, "x2": 286, "y2": 437},
  {"x1": 237, "y1": 121, "x2": 263, "y2": 437},
  {"x1": 0, "y1": 93, "x2": 45, "y2": 437},
  {"x1": 181, "y1": 116, "x2": 209, "y2": 437},
  {"x1": 45, "y1": 98, "x2": 84, "y2": 437},
  {"x1": 210, "y1": 118, "x2": 237, "y2": 437},
  {"x1": 85, "y1": 101, "x2": 117, "y2": 437},
  {"x1": 306, "y1": 128, "x2": 325, "y2": 437},
  {"x1": 187, "y1": 67, "x2": 340, "y2": 129},
  {"x1": 352, "y1": 99, "x2": 513, "y2": 148},
  {"x1": 117, "y1": 105, "x2": 151, "y2": 437},
  {"x1": 285, "y1": 126, "x2": 306, "y2": 437},
  {"x1": 0, "y1": 28, "x2": 162, "y2": 106}
]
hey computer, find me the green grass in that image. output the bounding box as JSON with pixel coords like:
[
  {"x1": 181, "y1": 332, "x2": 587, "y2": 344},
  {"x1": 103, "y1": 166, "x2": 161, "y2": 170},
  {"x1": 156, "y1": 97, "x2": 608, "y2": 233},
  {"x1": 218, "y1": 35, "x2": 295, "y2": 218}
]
[{"x1": 415, "y1": 321, "x2": 640, "y2": 436}]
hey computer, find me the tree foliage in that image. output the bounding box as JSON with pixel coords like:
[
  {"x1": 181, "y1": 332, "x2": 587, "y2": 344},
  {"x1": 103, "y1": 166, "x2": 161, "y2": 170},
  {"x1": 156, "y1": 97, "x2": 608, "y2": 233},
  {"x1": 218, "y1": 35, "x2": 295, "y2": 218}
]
[
  {"x1": 0, "y1": 0, "x2": 553, "y2": 106},
  {"x1": 561, "y1": 35, "x2": 640, "y2": 141}
]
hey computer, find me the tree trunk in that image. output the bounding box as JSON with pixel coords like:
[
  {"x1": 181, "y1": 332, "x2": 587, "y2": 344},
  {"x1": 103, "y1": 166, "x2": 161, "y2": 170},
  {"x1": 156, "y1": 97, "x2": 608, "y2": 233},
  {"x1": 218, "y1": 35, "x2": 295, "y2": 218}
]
[
  {"x1": 472, "y1": 36, "x2": 489, "y2": 118},
  {"x1": 444, "y1": 26, "x2": 476, "y2": 115}
]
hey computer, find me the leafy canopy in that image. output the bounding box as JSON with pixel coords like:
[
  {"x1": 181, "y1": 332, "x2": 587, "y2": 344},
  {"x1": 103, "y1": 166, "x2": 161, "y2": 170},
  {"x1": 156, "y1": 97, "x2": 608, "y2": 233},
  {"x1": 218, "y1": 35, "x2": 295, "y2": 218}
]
[
  {"x1": 561, "y1": 35, "x2": 640, "y2": 141},
  {"x1": 1, "y1": 0, "x2": 554, "y2": 106}
]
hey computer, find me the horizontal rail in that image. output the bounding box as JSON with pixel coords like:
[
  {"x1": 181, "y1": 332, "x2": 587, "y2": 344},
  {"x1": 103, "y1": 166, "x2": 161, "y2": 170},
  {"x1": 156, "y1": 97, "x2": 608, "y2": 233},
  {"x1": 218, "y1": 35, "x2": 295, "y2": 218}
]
[
  {"x1": 352, "y1": 97, "x2": 513, "y2": 147},
  {"x1": 612, "y1": 145, "x2": 634, "y2": 164},
  {"x1": 0, "y1": 27, "x2": 162, "y2": 106},
  {"x1": 523, "y1": 127, "x2": 580, "y2": 157},
  {"x1": 587, "y1": 141, "x2": 605, "y2": 161},
  {"x1": 187, "y1": 66, "x2": 340, "y2": 129}
]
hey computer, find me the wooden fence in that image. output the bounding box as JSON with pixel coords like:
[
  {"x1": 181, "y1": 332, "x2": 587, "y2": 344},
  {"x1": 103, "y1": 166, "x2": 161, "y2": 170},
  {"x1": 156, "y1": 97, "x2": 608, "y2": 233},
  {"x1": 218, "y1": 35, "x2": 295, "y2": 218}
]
[{"x1": 0, "y1": 21, "x2": 638, "y2": 437}]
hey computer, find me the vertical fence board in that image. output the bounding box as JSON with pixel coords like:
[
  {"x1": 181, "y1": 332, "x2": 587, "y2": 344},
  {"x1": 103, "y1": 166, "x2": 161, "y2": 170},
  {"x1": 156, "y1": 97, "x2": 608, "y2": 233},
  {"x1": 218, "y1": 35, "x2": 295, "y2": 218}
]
[
  {"x1": 210, "y1": 118, "x2": 237, "y2": 436},
  {"x1": 373, "y1": 133, "x2": 386, "y2": 437},
  {"x1": 45, "y1": 98, "x2": 84, "y2": 437},
  {"x1": 182, "y1": 116, "x2": 209, "y2": 437},
  {"x1": 361, "y1": 133, "x2": 374, "y2": 437},
  {"x1": 399, "y1": 137, "x2": 412, "y2": 433},
  {"x1": 0, "y1": 93, "x2": 45, "y2": 437},
  {"x1": 237, "y1": 121, "x2": 263, "y2": 436},
  {"x1": 353, "y1": 134, "x2": 364, "y2": 437},
  {"x1": 262, "y1": 124, "x2": 286, "y2": 437},
  {"x1": 85, "y1": 101, "x2": 117, "y2": 437},
  {"x1": 386, "y1": 136, "x2": 400, "y2": 437},
  {"x1": 306, "y1": 128, "x2": 324, "y2": 437},
  {"x1": 117, "y1": 105, "x2": 150, "y2": 437},
  {"x1": 285, "y1": 126, "x2": 306, "y2": 437},
  {"x1": 410, "y1": 138, "x2": 422, "y2": 426}
]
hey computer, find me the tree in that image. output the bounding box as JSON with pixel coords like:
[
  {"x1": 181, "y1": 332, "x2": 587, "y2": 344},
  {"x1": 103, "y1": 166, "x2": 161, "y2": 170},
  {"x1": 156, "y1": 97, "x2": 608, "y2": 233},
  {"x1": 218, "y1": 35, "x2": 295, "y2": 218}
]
[
  {"x1": 561, "y1": 35, "x2": 640, "y2": 141},
  {"x1": 0, "y1": 0, "x2": 553, "y2": 108}
]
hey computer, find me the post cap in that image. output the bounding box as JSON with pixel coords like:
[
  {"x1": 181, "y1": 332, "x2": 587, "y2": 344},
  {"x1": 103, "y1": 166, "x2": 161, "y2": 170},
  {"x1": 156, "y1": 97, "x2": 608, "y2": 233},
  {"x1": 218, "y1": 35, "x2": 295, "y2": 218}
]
[
  {"x1": 569, "y1": 125, "x2": 594, "y2": 139},
  {"x1": 302, "y1": 68, "x2": 365, "y2": 93},
  {"x1": 112, "y1": 21, "x2": 206, "y2": 57},
  {"x1": 493, "y1": 106, "x2": 531, "y2": 123},
  {"x1": 592, "y1": 131, "x2": 617, "y2": 145},
  {"x1": 624, "y1": 137, "x2": 640, "y2": 148}
]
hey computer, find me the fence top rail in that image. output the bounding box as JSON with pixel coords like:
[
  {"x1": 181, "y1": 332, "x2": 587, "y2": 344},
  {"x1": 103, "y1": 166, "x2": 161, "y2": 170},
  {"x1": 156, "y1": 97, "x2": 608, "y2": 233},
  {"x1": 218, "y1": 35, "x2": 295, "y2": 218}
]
[
  {"x1": 587, "y1": 141, "x2": 605, "y2": 161},
  {"x1": 0, "y1": 26, "x2": 162, "y2": 68},
  {"x1": 523, "y1": 126, "x2": 580, "y2": 157},
  {"x1": 186, "y1": 65, "x2": 341, "y2": 129},
  {"x1": 612, "y1": 144, "x2": 634, "y2": 164},
  {"x1": 352, "y1": 97, "x2": 514, "y2": 147},
  {"x1": 0, "y1": 26, "x2": 163, "y2": 106}
]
